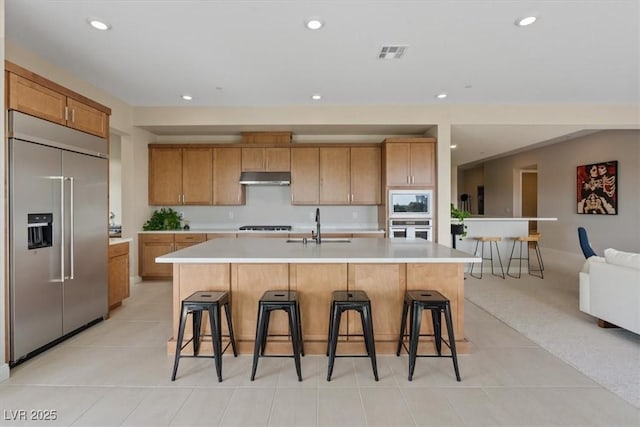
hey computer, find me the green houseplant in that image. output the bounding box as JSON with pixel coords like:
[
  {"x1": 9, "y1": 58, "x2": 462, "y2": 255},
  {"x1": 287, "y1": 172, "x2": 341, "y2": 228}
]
[
  {"x1": 451, "y1": 204, "x2": 471, "y2": 238},
  {"x1": 142, "y1": 207, "x2": 183, "y2": 231}
]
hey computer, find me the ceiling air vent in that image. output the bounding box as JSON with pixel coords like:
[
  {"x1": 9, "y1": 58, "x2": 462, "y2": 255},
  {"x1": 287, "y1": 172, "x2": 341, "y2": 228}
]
[{"x1": 378, "y1": 45, "x2": 407, "y2": 59}]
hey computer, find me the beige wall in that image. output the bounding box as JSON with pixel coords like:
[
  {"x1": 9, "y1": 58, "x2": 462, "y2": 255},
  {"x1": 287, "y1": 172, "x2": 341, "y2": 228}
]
[{"x1": 481, "y1": 130, "x2": 640, "y2": 254}]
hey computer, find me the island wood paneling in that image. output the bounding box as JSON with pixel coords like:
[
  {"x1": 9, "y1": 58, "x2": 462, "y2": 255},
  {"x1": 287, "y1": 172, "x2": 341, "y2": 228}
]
[
  {"x1": 290, "y1": 264, "x2": 348, "y2": 341},
  {"x1": 171, "y1": 263, "x2": 231, "y2": 354},
  {"x1": 232, "y1": 264, "x2": 290, "y2": 342}
]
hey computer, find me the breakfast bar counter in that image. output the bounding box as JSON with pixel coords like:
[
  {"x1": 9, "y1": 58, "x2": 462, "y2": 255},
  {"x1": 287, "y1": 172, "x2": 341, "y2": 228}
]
[{"x1": 157, "y1": 238, "x2": 479, "y2": 355}]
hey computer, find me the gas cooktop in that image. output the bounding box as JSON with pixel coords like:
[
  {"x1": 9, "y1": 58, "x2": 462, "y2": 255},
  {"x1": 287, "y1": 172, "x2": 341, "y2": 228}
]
[{"x1": 238, "y1": 225, "x2": 292, "y2": 231}]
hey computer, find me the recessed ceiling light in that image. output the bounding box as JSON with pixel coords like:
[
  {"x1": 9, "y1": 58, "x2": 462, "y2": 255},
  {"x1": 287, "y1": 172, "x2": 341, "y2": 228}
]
[
  {"x1": 450, "y1": 144, "x2": 458, "y2": 149},
  {"x1": 311, "y1": 94, "x2": 322, "y2": 100},
  {"x1": 305, "y1": 19, "x2": 324, "y2": 30},
  {"x1": 516, "y1": 16, "x2": 537, "y2": 26},
  {"x1": 88, "y1": 18, "x2": 111, "y2": 31},
  {"x1": 181, "y1": 94, "x2": 193, "y2": 101},
  {"x1": 436, "y1": 93, "x2": 448, "y2": 99}
]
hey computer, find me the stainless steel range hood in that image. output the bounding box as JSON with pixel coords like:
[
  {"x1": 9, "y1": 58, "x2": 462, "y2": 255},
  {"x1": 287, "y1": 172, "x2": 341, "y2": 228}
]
[{"x1": 239, "y1": 171, "x2": 291, "y2": 185}]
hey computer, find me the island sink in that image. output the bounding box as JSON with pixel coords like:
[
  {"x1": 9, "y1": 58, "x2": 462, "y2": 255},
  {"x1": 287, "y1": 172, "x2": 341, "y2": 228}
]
[{"x1": 286, "y1": 237, "x2": 351, "y2": 243}]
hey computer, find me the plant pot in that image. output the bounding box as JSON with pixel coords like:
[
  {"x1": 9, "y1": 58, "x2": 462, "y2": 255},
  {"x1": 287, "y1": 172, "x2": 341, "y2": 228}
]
[{"x1": 451, "y1": 223, "x2": 465, "y2": 236}]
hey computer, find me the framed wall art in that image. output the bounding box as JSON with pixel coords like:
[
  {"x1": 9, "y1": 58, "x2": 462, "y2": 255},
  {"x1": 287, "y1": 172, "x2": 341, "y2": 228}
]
[{"x1": 577, "y1": 161, "x2": 618, "y2": 215}]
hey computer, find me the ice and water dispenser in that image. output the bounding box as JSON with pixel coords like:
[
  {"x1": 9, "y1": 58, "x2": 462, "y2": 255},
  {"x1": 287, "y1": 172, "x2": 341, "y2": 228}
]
[{"x1": 27, "y1": 213, "x2": 53, "y2": 250}]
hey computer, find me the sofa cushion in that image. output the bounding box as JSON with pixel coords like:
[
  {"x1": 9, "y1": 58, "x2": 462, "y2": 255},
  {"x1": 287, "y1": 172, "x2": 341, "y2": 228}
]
[{"x1": 604, "y1": 248, "x2": 640, "y2": 271}]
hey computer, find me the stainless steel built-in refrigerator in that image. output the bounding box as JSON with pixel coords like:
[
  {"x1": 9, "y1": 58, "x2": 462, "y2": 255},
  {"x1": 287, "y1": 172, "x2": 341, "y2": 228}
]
[{"x1": 8, "y1": 111, "x2": 108, "y2": 365}]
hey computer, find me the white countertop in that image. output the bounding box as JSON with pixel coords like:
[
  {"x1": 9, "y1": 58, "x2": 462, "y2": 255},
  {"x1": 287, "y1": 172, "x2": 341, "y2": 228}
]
[
  {"x1": 140, "y1": 227, "x2": 385, "y2": 234},
  {"x1": 109, "y1": 237, "x2": 133, "y2": 245},
  {"x1": 156, "y1": 237, "x2": 479, "y2": 264},
  {"x1": 452, "y1": 217, "x2": 558, "y2": 222}
]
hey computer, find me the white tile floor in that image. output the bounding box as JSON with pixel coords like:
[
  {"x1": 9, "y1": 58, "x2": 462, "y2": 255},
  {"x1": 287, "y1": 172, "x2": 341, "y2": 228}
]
[{"x1": 1, "y1": 280, "x2": 639, "y2": 426}]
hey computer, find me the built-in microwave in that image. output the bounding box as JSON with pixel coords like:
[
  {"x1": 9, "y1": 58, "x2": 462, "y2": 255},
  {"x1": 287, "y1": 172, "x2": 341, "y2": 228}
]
[{"x1": 389, "y1": 189, "x2": 433, "y2": 219}]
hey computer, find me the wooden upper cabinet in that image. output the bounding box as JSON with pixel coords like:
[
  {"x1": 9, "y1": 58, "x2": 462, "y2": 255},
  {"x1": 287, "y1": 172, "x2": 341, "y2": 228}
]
[
  {"x1": 7, "y1": 68, "x2": 110, "y2": 138},
  {"x1": 213, "y1": 147, "x2": 245, "y2": 205},
  {"x1": 148, "y1": 146, "x2": 214, "y2": 205},
  {"x1": 384, "y1": 140, "x2": 435, "y2": 187},
  {"x1": 385, "y1": 143, "x2": 412, "y2": 186},
  {"x1": 350, "y1": 146, "x2": 381, "y2": 205},
  {"x1": 149, "y1": 147, "x2": 183, "y2": 205},
  {"x1": 241, "y1": 147, "x2": 290, "y2": 172},
  {"x1": 320, "y1": 147, "x2": 350, "y2": 205},
  {"x1": 8, "y1": 73, "x2": 67, "y2": 126},
  {"x1": 409, "y1": 142, "x2": 435, "y2": 186},
  {"x1": 182, "y1": 147, "x2": 213, "y2": 205},
  {"x1": 66, "y1": 98, "x2": 109, "y2": 138},
  {"x1": 291, "y1": 147, "x2": 319, "y2": 204}
]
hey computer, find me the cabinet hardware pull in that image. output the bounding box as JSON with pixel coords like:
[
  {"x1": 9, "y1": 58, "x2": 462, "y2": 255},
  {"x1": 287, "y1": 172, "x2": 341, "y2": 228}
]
[
  {"x1": 71, "y1": 109, "x2": 75, "y2": 123},
  {"x1": 64, "y1": 106, "x2": 69, "y2": 121}
]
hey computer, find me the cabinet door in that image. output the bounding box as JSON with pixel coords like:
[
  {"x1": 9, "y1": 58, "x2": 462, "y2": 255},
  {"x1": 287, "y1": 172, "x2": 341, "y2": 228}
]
[
  {"x1": 149, "y1": 147, "x2": 182, "y2": 205},
  {"x1": 320, "y1": 147, "x2": 350, "y2": 204},
  {"x1": 8, "y1": 73, "x2": 66, "y2": 126},
  {"x1": 385, "y1": 143, "x2": 411, "y2": 186},
  {"x1": 410, "y1": 143, "x2": 435, "y2": 186},
  {"x1": 140, "y1": 242, "x2": 174, "y2": 278},
  {"x1": 241, "y1": 147, "x2": 265, "y2": 171},
  {"x1": 213, "y1": 147, "x2": 245, "y2": 205},
  {"x1": 350, "y1": 146, "x2": 381, "y2": 204},
  {"x1": 108, "y1": 253, "x2": 129, "y2": 309},
  {"x1": 291, "y1": 147, "x2": 319, "y2": 204},
  {"x1": 265, "y1": 147, "x2": 291, "y2": 171},
  {"x1": 182, "y1": 148, "x2": 213, "y2": 205},
  {"x1": 66, "y1": 98, "x2": 109, "y2": 138}
]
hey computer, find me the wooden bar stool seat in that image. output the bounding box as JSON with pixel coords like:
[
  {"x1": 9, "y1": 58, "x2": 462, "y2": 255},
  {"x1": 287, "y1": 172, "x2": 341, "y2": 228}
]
[
  {"x1": 507, "y1": 234, "x2": 545, "y2": 279},
  {"x1": 469, "y1": 237, "x2": 505, "y2": 279}
]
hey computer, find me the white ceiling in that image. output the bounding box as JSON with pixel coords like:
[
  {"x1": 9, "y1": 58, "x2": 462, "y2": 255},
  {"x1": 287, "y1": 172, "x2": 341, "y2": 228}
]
[{"x1": 5, "y1": 0, "x2": 640, "y2": 165}]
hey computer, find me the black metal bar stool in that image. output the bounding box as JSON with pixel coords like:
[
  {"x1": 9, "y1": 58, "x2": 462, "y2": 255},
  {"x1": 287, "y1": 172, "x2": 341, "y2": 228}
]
[
  {"x1": 171, "y1": 291, "x2": 238, "y2": 382},
  {"x1": 326, "y1": 290, "x2": 379, "y2": 381},
  {"x1": 251, "y1": 290, "x2": 304, "y2": 382},
  {"x1": 469, "y1": 236, "x2": 505, "y2": 279},
  {"x1": 396, "y1": 290, "x2": 461, "y2": 382},
  {"x1": 507, "y1": 234, "x2": 545, "y2": 278}
]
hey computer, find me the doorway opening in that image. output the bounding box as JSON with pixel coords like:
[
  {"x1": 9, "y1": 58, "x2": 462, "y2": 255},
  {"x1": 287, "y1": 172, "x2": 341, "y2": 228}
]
[{"x1": 515, "y1": 168, "x2": 538, "y2": 233}]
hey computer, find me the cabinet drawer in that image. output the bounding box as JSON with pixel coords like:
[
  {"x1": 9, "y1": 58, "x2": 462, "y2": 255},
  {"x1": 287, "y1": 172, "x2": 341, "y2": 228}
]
[
  {"x1": 175, "y1": 233, "x2": 206, "y2": 243},
  {"x1": 140, "y1": 233, "x2": 174, "y2": 243},
  {"x1": 109, "y1": 242, "x2": 129, "y2": 258}
]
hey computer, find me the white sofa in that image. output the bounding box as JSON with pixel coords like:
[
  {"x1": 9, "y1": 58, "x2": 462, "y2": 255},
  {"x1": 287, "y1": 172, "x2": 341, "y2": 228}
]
[{"x1": 579, "y1": 248, "x2": 640, "y2": 334}]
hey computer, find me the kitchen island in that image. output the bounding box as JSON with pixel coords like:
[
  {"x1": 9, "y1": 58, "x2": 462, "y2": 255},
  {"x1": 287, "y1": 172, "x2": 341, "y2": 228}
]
[
  {"x1": 452, "y1": 217, "x2": 557, "y2": 271},
  {"x1": 157, "y1": 238, "x2": 479, "y2": 355}
]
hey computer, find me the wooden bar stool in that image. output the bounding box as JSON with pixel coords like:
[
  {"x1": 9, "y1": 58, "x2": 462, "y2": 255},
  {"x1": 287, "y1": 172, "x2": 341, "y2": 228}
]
[
  {"x1": 469, "y1": 237, "x2": 505, "y2": 279},
  {"x1": 251, "y1": 290, "x2": 304, "y2": 382},
  {"x1": 396, "y1": 290, "x2": 461, "y2": 381},
  {"x1": 171, "y1": 291, "x2": 238, "y2": 382},
  {"x1": 507, "y1": 234, "x2": 545, "y2": 279},
  {"x1": 326, "y1": 290, "x2": 379, "y2": 381}
]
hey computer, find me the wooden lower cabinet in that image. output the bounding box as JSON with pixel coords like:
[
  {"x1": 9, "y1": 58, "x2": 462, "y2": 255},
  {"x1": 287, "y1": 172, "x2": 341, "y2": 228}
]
[
  {"x1": 139, "y1": 234, "x2": 175, "y2": 279},
  {"x1": 174, "y1": 233, "x2": 206, "y2": 250},
  {"x1": 108, "y1": 242, "x2": 130, "y2": 310}
]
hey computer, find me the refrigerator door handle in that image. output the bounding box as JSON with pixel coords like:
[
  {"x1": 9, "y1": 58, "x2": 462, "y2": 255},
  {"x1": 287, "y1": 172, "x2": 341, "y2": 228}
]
[
  {"x1": 51, "y1": 176, "x2": 65, "y2": 283},
  {"x1": 67, "y1": 176, "x2": 75, "y2": 280}
]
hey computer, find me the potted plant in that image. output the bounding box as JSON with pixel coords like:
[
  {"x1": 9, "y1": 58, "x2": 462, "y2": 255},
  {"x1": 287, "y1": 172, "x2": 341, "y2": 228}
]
[
  {"x1": 142, "y1": 207, "x2": 183, "y2": 231},
  {"x1": 451, "y1": 204, "x2": 470, "y2": 238}
]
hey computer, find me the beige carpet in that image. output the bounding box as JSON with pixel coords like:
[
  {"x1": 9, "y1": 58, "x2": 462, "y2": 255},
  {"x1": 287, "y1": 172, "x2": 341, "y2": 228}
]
[{"x1": 464, "y1": 250, "x2": 640, "y2": 408}]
